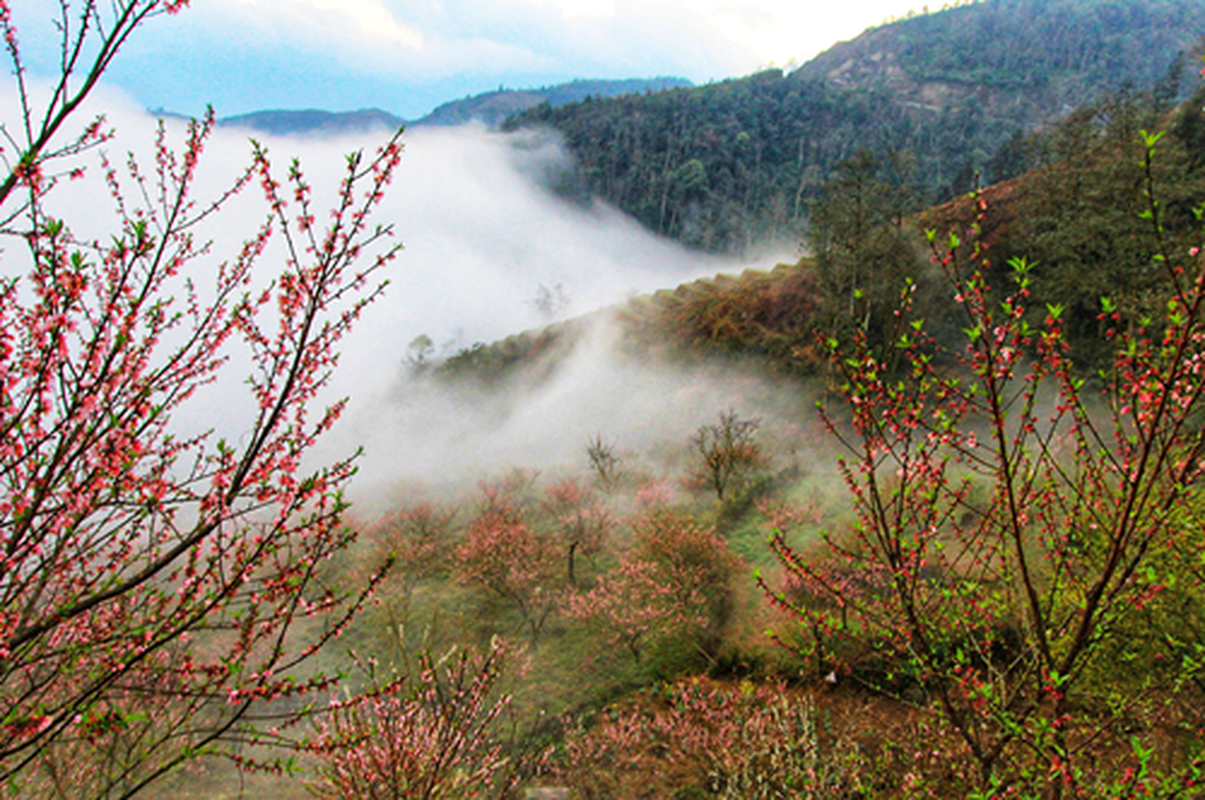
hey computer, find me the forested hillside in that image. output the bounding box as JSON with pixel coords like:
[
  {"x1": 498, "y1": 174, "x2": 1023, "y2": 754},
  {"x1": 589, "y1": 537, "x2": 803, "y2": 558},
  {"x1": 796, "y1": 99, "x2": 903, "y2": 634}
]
[
  {"x1": 797, "y1": 0, "x2": 1202, "y2": 117},
  {"x1": 505, "y1": 0, "x2": 1205, "y2": 253},
  {"x1": 371, "y1": 76, "x2": 1205, "y2": 796},
  {"x1": 445, "y1": 80, "x2": 1205, "y2": 386},
  {"x1": 416, "y1": 77, "x2": 693, "y2": 128}
]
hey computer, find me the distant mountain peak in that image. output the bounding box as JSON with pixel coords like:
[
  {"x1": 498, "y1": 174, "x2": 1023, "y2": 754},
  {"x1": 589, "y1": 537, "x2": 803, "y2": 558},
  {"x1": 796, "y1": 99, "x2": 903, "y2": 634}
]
[
  {"x1": 217, "y1": 108, "x2": 405, "y2": 138},
  {"x1": 204, "y1": 77, "x2": 695, "y2": 139}
]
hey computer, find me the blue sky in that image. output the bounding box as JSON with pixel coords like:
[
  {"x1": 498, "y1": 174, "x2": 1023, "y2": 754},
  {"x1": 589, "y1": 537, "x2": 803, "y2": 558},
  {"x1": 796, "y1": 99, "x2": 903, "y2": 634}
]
[{"x1": 10, "y1": 0, "x2": 927, "y2": 120}]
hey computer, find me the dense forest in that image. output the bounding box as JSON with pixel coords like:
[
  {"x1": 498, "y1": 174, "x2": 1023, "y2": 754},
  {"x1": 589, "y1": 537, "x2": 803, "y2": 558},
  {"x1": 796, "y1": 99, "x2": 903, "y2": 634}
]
[
  {"x1": 505, "y1": 0, "x2": 1205, "y2": 253},
  {"x1": 439, "y1": 80, "x2": 1205, "y2": 386}
]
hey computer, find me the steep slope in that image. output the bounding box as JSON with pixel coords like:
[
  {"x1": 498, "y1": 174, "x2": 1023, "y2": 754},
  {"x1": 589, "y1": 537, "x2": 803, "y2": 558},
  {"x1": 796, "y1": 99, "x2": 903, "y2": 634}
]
[
  {"x1": 505, "y1": 0, "x2": 1205, "y2": 253},
  {"x1": 795, "y1": 0, "x2": 1203, "y2": 121},
  {"x1": 442, "y1": 84, "x2": 1205, "y2": 384}
]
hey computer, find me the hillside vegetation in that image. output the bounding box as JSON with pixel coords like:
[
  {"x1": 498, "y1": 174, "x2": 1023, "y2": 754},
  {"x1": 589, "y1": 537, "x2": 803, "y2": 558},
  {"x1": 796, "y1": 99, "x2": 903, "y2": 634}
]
[
  {"x1": 157, "y1": 6, "x2": 1205, "y2": 797},
  {"x1": 505, "y1": 0, "x2": 1205, "y2": 253},
  {"x1": 372, "y1": 79, "x2": 1205, "y2": 796},
  {"x1": 417, "y1": 77, "x2": 693, "y2": 128},
  {"x1": 438, "y1": 80, "x2": 1205, "y2": 387},
  {"x1": 19, "y1": 0, "x2": 1205, "y2": 796}
]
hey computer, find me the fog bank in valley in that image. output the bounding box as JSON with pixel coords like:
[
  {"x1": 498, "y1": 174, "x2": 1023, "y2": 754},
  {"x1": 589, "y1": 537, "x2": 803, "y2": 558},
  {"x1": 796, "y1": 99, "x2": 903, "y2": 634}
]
[
  {"x1": 326, "y1": 125, "x2": 802, "y2": 505},
  {"x1": 5, "y1": 85, "x2": 803, "y2": 509}
]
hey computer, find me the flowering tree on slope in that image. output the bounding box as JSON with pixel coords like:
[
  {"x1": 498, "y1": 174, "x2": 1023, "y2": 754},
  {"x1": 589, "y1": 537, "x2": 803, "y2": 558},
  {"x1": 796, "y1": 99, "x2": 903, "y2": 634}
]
[
  {"x1": 0, "y1": 1, "x2": 403, "y2": 795},
  {"x1": 765, "y1": 133, "x2": 1205, "y2": 795}
]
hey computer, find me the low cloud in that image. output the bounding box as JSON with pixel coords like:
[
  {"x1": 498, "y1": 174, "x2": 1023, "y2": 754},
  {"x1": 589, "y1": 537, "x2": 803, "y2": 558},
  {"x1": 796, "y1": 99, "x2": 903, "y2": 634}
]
[
  {"x1": 341, "y1": 318, "x2": 814, "y2": 515},
  {"x1": 313, "y1": 122, "x2": 800, "y2": 502},
  {"x1": 3, "y1": 88, "x2": 799, "y2": 511}
]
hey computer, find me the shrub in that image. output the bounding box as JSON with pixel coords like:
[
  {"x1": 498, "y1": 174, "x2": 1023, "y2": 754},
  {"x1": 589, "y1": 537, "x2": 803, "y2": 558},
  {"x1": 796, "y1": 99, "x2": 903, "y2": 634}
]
[{"x1": 764, "y1": 138, "x2": 1205, "y2": 794}]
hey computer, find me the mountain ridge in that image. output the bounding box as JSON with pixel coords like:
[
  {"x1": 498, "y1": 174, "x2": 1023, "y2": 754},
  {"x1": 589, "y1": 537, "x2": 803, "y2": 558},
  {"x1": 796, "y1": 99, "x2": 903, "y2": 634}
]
[
  {"x1": 504, "y1": 0, "x2": 1205, "y2": 253},
  {"x1": 210, "y1": 76, "x2": 693, "y2": 137}
]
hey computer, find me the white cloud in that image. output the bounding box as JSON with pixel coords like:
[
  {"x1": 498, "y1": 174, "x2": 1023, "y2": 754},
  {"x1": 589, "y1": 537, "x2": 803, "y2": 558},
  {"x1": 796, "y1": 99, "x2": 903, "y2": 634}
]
[
  {"x1": 215, "y1": 0, "x2": 924, "y2": 88},
  {"x1": 303, "y1": 0, "x2": 425, "y2": 48},
  {"x1": 229, "y1": 0, "x2": 424, "y2": 49},
  {"x1": 3, "y1": 0, "x2": 927, "y2": 124},
  {"x1": 538, "y1": 0, "x2": 619, "y2": 18}
]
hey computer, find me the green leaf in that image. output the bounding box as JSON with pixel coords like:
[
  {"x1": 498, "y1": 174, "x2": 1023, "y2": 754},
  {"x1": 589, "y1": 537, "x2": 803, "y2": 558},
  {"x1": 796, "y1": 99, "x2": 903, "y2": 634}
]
[
  {"x1": 1008, "y1": 256, "x2": 1033, "y2": 274},
  {"x1": 1139, "y1": 129, "x2": 1166, "y2": 149}
]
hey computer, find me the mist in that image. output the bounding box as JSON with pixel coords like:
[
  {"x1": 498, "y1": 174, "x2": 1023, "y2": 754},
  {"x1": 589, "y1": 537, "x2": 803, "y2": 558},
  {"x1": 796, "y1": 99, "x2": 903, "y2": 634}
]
[
  {"x1": 3, "y1": 85, "x2": 804, "y2": 511},
  {"x1": 311, "y1": 124, "x2": 807, "y2": 506}
]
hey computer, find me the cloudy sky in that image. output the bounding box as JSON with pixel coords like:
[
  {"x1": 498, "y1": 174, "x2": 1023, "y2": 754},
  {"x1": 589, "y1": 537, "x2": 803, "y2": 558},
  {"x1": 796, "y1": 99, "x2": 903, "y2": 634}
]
[{"x1": 11, "y1": 0, "x2": 925, "y2": 120}]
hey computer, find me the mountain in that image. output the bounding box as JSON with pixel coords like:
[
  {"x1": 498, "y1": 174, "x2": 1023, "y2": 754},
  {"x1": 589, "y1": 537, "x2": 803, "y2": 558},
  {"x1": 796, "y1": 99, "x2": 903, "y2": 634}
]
[
  {"x1": 213, "y1": 78, "x2": 692, "y2": 138},
  {"x1": 793, "y1": 0, "x2": 1203, "y2": 121},
  {"x1": 439, "y1": 80, "x2": 1205, "y2": 383},
  {"x1": 219, "y1": 108, "x2": 404, "y2": 137},
  {"x1": 414, "y1": 77, "x2": 693, "y2": 128},
  {"x1": 503, "y1": 0, "x2": 1205, "y2": 253}
]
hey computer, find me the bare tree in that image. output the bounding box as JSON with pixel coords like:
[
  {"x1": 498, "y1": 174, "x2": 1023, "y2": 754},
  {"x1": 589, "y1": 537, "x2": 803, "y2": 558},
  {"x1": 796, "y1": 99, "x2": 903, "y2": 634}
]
[{"x1": 690, "y1": 410, "x2": 763, "y2": 501}]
